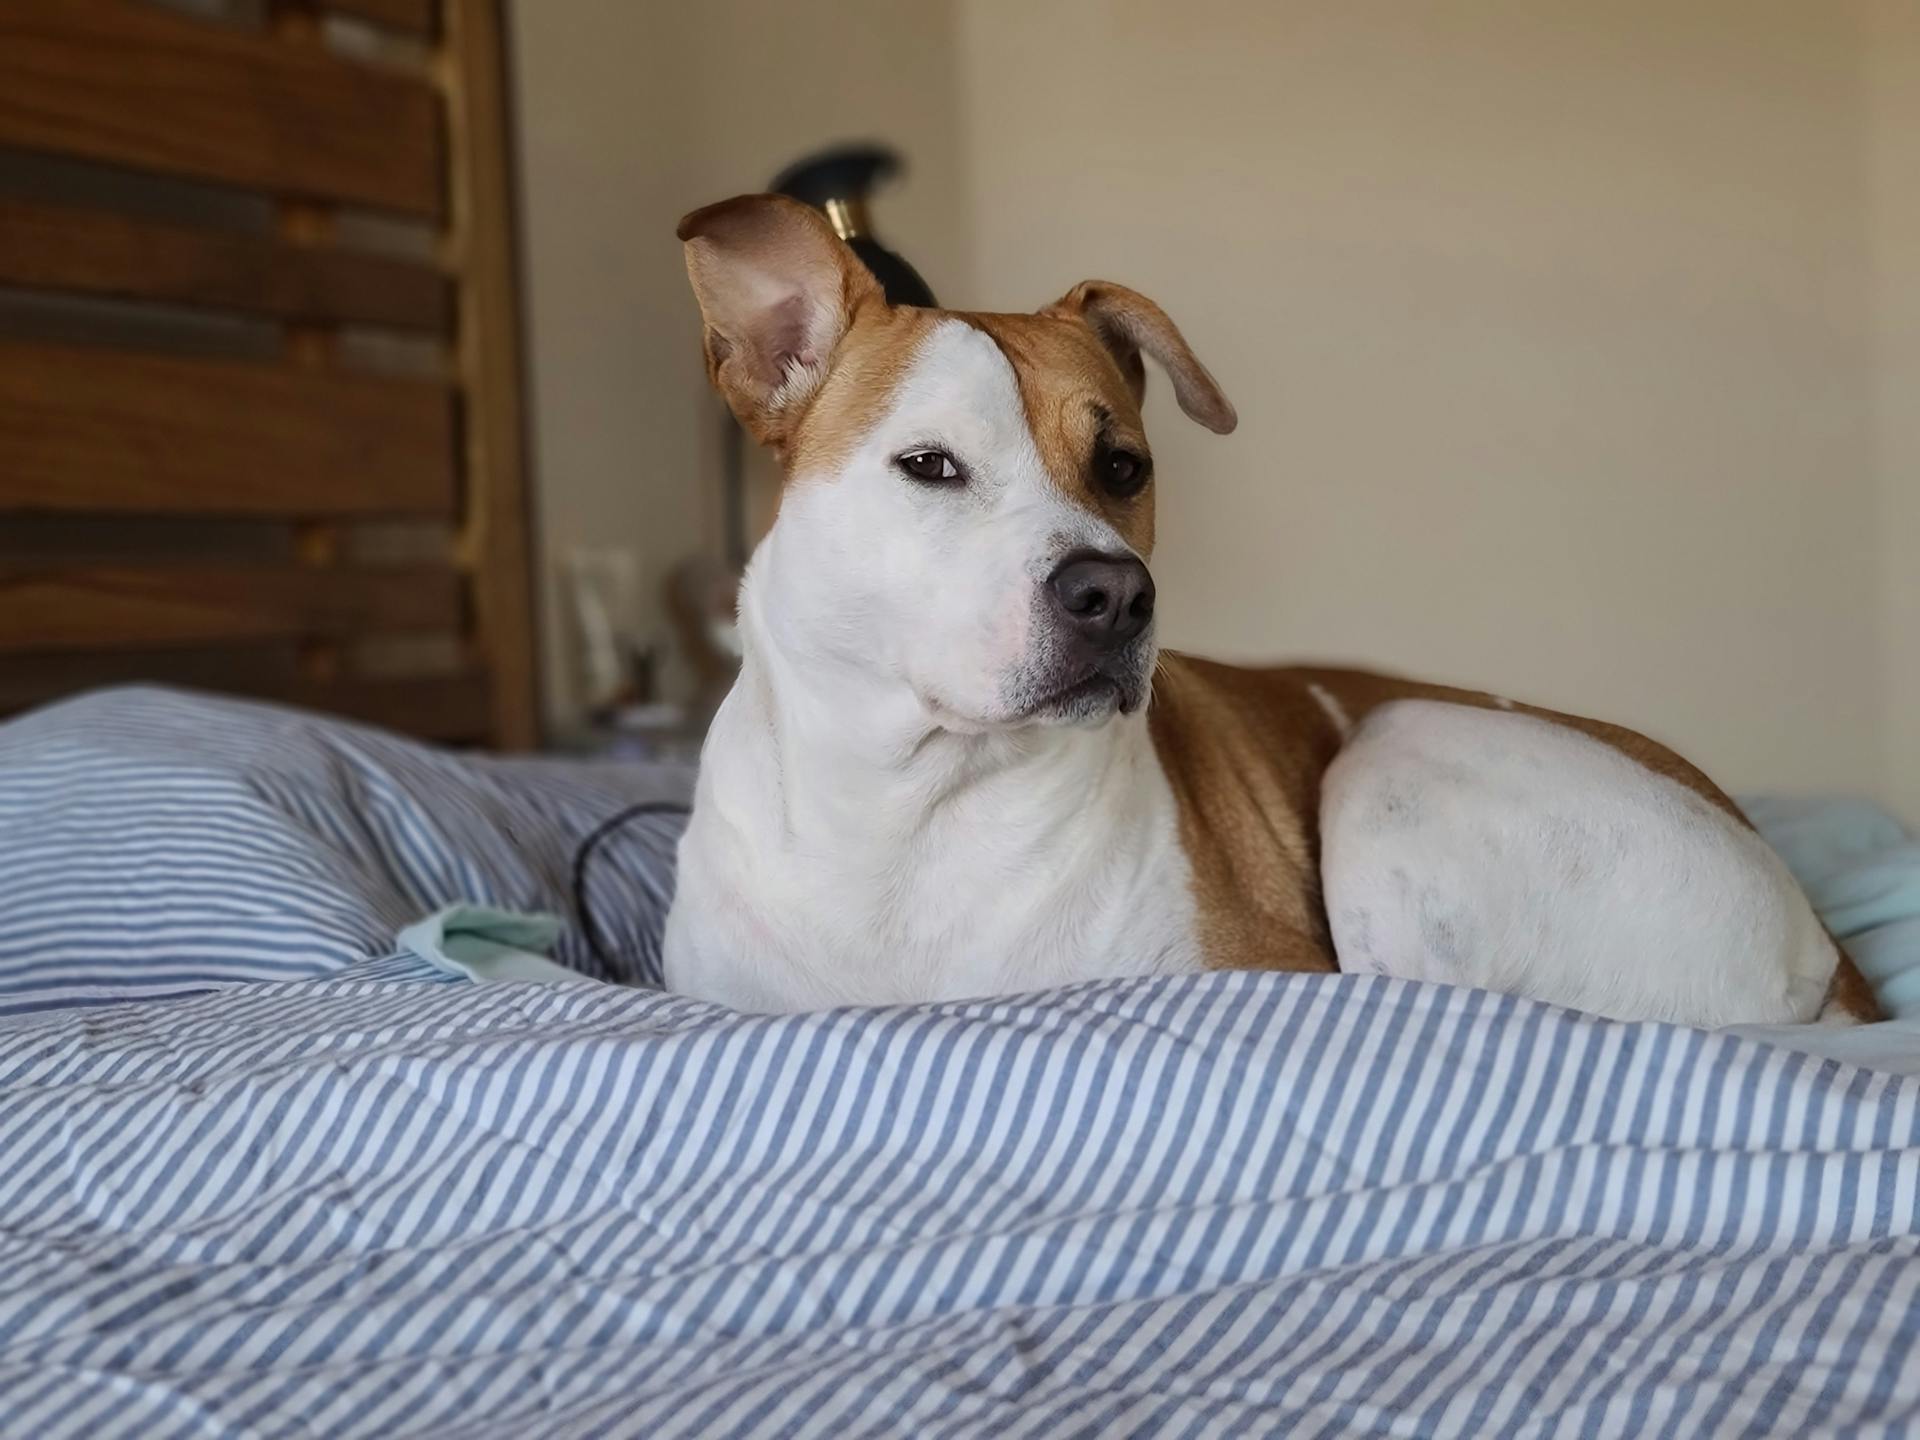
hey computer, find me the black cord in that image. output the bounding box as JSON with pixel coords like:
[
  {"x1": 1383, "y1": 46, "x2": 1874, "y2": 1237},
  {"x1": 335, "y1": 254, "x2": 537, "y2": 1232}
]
[{"x1": 570, "y1": 800, "x2": 691, "y2": 974}]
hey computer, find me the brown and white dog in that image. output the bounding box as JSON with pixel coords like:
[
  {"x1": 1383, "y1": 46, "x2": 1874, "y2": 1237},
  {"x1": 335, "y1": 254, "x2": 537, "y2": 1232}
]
[{"x1": 662, "y1": 193, "x2": 1878, "y2": 1026}]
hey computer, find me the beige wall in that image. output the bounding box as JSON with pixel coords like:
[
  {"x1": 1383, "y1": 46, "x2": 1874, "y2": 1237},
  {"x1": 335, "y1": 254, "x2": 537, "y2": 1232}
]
[
  {"x1": 507, "y1": 0, "x2": 969, "y2": 724},
  {"x1": 509, "y1": 1, "x2": 1913, "y2": 814},
  {"x1": 1869, "y1": 0, "x2": 1920, "y2": 822},
  {"x1": 959, "y1": 0, "x2": 1894, "y2": 801}
]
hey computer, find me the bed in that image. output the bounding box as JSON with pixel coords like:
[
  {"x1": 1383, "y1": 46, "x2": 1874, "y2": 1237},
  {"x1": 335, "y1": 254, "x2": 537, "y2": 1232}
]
[
  {"x1": 0, "y1": 688, "x2": 1914, "y2": 1438},
  {"x1": 2, "y1": 7, "x2": 1918, "y2": 1437}
]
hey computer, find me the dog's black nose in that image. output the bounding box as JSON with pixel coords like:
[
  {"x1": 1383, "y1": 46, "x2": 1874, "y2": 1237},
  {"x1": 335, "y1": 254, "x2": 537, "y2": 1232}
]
[{"x1": 1048, "y1": 552, "x2": 1156, "y2": 649}]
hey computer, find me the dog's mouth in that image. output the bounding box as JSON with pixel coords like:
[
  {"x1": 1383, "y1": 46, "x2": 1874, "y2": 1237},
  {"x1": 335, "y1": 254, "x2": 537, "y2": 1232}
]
[{"x1": 1021, "y1": 660, "x2": 1150, "y2": 724}]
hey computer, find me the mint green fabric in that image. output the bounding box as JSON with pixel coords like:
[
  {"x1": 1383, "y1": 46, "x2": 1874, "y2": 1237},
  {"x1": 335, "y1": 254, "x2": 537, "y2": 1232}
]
[
  {"x1": 1742, "y1": 796, "x2": 1920, "y2": 1020},
  {"x1": 1734, "y1": 796, "x2": 1920, "y2": 1071},
  {"x1": 394, "y1": 905, "x2": 582, "y2": 986}
]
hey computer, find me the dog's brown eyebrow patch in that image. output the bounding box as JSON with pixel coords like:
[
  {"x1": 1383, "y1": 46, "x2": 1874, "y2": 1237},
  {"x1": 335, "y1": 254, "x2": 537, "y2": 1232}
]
[
  {"x1": 783, "y1": 300, "x2": 940, "y2": 480},
  {"x1": 963, "y1": 312, "x2": 1155, "y2": 553}
]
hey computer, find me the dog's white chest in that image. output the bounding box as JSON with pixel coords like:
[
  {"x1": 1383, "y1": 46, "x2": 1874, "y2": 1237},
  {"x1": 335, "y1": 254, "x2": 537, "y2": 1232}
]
[{"x1": 663, "y1": 685, "x2": 1201, "y2": 1012}]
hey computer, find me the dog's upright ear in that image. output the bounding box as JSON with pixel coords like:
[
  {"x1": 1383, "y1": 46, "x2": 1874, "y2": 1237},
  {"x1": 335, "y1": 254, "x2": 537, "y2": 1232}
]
[
  {"x1": 678, "y1": 194, "x2": 882, "y2": 447},
  {"x1": 1044, "y1": 281, "x2": 1237, "y2": 435}
]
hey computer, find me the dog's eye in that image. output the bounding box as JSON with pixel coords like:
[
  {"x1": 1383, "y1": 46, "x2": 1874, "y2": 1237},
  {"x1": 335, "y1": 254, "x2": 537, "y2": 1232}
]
[
  {"x1": 897, "y1": 449, "x2": 963, "y2": 484},
  {"x1": 1100, "y1": 448, "x2": 1149, "y2": 499}
]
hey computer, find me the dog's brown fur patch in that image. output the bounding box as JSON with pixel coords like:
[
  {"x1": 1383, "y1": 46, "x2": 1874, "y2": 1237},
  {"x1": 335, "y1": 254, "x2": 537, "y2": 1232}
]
[
  {"x1": 783, "y1": 300, "x2": 940, "y2": 481},
  {"x1": 966, "y1": 311, "x2": 1158, "y2": 553},
  {"x1": 1147, "y1": 657, "x2": 1345, "y2": 975}
]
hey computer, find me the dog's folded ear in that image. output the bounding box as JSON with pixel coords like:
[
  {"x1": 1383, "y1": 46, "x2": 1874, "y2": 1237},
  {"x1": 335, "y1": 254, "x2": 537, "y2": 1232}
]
[
  {"x1": 678, "y1": 194, "x2": 882, "y2": 445},
  {"x1": 1044, "y1": 282, "x2": 1237, "y2": 435}
]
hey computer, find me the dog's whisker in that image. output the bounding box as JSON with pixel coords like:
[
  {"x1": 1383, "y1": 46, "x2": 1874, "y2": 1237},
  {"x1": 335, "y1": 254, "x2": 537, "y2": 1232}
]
[{"x1": 1144, "y1": 654, "x2": 1173, "y2": 713}]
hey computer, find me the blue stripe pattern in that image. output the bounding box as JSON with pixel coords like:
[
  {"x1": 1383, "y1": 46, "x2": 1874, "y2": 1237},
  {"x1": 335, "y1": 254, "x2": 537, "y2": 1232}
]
[
  {"x1": 0, "y1": 968, "x2": 1915, "y2": 1436},
  {"x1": 0, "y1": 688, "x2": 688, "y2": 1013}
]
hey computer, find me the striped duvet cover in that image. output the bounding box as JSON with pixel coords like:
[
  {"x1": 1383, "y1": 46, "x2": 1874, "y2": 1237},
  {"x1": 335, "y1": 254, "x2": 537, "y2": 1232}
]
[{"x1": 0, "y1": 689, "x2": 1916, "y2": 1438}]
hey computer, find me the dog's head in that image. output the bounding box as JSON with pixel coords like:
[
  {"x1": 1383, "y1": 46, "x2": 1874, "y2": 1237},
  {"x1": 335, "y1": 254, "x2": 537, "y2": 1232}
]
[{"x1": 679, "y1": 194, "x2": 1235, "y2": 733}]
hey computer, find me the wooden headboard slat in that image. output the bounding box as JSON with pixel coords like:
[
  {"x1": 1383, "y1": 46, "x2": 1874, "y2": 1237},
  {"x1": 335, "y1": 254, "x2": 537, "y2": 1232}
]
[
  {"x1": 0, "y1": 0, "x2": 444, "y2": 216},
  {"x1": 0, "y1": 200, "x2": 454, "y2": 331},
  {"x1": 0, "y1": 655, "x2": 490, "y2": 743},
  {"x1": 300, "y1": 671, "x2": 488, "y2": 740},
  {"x1": 0, "y1": 564, "x2": 463, "y2": 653},
  {"x1": 442, "y1": 0, "x2": 537, "y2": 747},
  {"x1": 321, "y1": 0, "x2": 439, "y2": 38},
  {"x1": 0, "y1": 344, "x2": 457, "y2": 517}
]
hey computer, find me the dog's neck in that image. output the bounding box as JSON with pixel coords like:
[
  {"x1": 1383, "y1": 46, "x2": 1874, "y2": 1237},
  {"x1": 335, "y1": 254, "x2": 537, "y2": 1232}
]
[{"x1": 725, "y1": 535, "x2": 1150, "y2": 855}]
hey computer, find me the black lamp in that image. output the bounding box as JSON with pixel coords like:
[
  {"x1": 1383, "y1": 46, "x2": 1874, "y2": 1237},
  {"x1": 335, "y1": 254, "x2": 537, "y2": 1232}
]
[{"x1": 770, "y1": 145, "x2": 938, "y2": 308}]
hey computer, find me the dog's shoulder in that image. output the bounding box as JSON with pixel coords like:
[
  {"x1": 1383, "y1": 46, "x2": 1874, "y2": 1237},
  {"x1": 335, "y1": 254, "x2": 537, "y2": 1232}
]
[{"x1": 1144, "y1": 654, "x2": 1343, "y2": 973}]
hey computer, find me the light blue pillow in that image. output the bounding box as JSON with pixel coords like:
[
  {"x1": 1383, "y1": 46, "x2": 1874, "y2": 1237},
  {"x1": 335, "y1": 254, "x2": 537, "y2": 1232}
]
[{"x1": 1743, "y1": 795, "x2": 1920, "y2": 1021}]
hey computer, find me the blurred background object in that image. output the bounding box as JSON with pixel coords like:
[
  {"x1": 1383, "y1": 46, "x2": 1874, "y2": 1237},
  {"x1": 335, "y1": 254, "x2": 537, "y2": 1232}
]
[{"x1": 562, "y1": 547, "x2": 646, "y2": 715}]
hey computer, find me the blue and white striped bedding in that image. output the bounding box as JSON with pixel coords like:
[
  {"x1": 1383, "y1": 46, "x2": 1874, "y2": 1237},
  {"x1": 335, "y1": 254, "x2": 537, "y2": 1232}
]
[
  {"x1": 0, "y1": 688, "x2": 688, "y2": 1013},
  {"x1": 1, "y1": 688, "x2": 1918, "y2": 1437}
]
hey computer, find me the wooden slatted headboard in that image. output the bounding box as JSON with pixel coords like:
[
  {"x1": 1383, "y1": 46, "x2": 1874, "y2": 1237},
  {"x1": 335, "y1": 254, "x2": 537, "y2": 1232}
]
[{"x1": 0, "y1": 0, "x2": 538, "y2": 747}]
